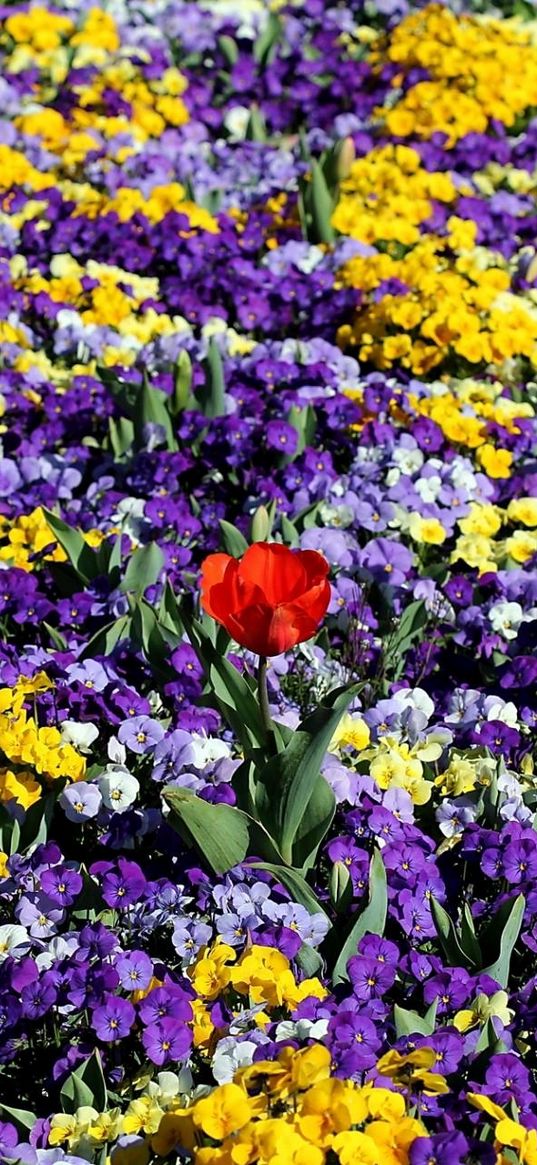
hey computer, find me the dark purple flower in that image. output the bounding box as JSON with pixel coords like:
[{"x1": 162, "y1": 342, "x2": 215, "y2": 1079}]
[
  {"x1": 92, "y1": 994, "x2": 135, "y2": 1041},
  {"x1": 40, "y1": 866, "x2": 83, "y2": 907},
  {"x1": 116, "y1": 951, "x2": 153, "y2": 992},
  {"x1": 142, "y1": 1017, "x2": 192, "y2": 1065}
]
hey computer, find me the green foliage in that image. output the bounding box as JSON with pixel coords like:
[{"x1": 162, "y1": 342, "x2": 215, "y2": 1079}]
[{"x1": 331, "y1": 850, "x2": 387, "y2": 984}]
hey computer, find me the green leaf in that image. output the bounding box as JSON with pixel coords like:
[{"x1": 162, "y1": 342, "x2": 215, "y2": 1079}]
[
  {"x1": 245, "y1": 107, "x2": 267, "y2": 142},
  {"x1": 163, "y1": 787, "x2": 251, "y2": 874},
  {"x1": 250, "y1": 503, "x2": 275, "y2": 544},
  {"x1": 430, "y1": 896, "x2": 478, "y2": 969},
  {"x1": 296, "y1": 943, "x2": 324, "y2": 978},
  {"x1": 198, "y1": 338, "x2": 226, "y2": 418},
  {"x1": 81, "y1": 615, "x2": 131, "y2": 660},
  {"x1": 131, "y1": 600, "x2": 180, "y2": 677},
  {"x1": 42, "y1": 510, "x2": 97, "y2": 584},
  {"x1": 254, "y1": 684, "x2": 361, "y2": 863},
  {"x1": 280, "y1": 514, "x2": 300, "y2": 548},
  {"x1": 253, "y1": 11, "x2": 281, "y2": 65},
  {"x1": 218, "y1": 33, "x2": 239, "y2": 65},
  {"x1": 219, "y1": 520, "x2": 248, "y2": 558},
  {"x1": 108, "y1": 415, "x2": 134, "y2": 458},
  {"x1": 134, "y1": 373, "x2": 178, "y2": 451},
  {"x1": 332, "y1": 850, "x2": 387, "y2": 984},
  {"x1": 181, "y1": 609, "x2": 266, "y2": 751},
  {"x1": 385, "y1": 600, "x2": 428, "y2": 679},
  {"x1": 309, "y1": 159, "x2": 335, "y2": 245},
  {"x1": 481, "y1": 894, "x2": 525, "y2": 988},
  {"x1": 250, "y1": 862, "x2": 328, "y2": 920},
  {"x1": 121, "y1": 542, "x2": 165, "y2": 596},
  {"x1": 60, "y1": 1069, "x2": 95, "y2": 1114},
  {"x1": 394, "y1": 999, "x2": 438, "y2": 1038},
  {"x1": 291, "y1": 773, "x2": 336, "y2": 871},
  {"x1": 460, "y1": 903, "x2": 482, "y2": 967},
  {"x1": 159, "y1": 580, "x2": 185, "y2": 637},
  {"x1": 329, "y1": 860, "x2": 353, "y2": 915},
  {"x1": 171, "y1": 349, "x2": 195, "y2": 414},
  {"x1": 43, "y1": 621, "x2": 68, "y2": 651},
  {"x1": 474, "y1": 1016, "x2": 508, "y2": 1057},
  {"x1": 0, "y1": 1105, "x2": 37, "y2": 1135}
]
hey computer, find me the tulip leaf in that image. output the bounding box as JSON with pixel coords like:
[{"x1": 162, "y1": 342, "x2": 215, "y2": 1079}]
[
  {"x1": 460, "y1": 903, "x2": 482, "y2": 967},
  {"x1": 296, "y1": 942, "x2": 324, "y2": 978},
  {"x1": 120, "y1": 542, "x2": 165, "y2": 595},
  {"x1": 181, "y1": 608, "x2": 266, "y2": 750},
  {"x1": 164, "y1": 787, "x2": 251, "y2": 875},
  {"x1": 134, "y1": 372, "x2": 178, "y2": 451},
  {"x1": 394, "y1": 999, "x2": 438, "y2": 1038},
  {"x1": 0, "y1": 1104, "x2": 37, "y2": 1134},
  {"x1": 198, "y1": 338, "x2": 226, "y2": 418},
  {"x1": 250, "y1": 862, "x2": 329, "y2": 920},
  {"x1": 171, "y1": 349, "x2": 196, "y2": 414},
  {"x1": 80, "y1": 615, "x2": 132, "y2": 660},
  {"x1": 131, "y1": 600, "x2": 181, "y2": 678},
  {"x1": 481, "y1": 894, "x2": 525, "y2": 988},
  {"x1": 280, "y1": 514, "x2": 300, "y2": 548},
  {"x1": 219, "y1": 520, "x2": 249, "y2": 558},
  {"x1": 42, "y1": 509, "x2": 98, "y2": 584},
  {"x1": 430, "y1": 896, "x2": 479, "y2": 969},
  {"x1": 254, "y1": 684, "x2": 361, "y2": 863},
  {"x1": 108, "y1": 415, "x2": 134, "y2": 458},
  {"x1": 291, "y1": 773, "x2": 336, "y2": 871},
  {"x1": 60, "y1": 1052, "x2": 107, "y2": 1114},
  {"x1": 331, "y1": 850, "x2": 387, "y2": 985},
  {"x1": 60, "y1": 1070, "x2": 96, "y2": 1114}
]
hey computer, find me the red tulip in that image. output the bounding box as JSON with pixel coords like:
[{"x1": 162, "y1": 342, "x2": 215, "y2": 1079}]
[{"x1": 200, "y1": 542, "x2": 331, "y2": 657}]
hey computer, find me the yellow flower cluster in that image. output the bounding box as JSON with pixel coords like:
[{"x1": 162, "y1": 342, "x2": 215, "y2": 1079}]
[
  {"x1": 450, "y1": 500, "x2": 537, "y2": 574},
  {"x1": 331, "y1": 144, "x2": 457, "y2": 247},
  {"x1": 361, "y1": 736, "x2": 442, "y2": 805},
  {"x1": 0, "y1": 506, "x2": 110, "y2": 570},
  {"x1": 334, "y1": 148, "x2": 537, "y2": 375},
  {"x1": 470, "y1": 1094, "x2": 537, "y2": 1165},
  {"x1": 371, "y1": 5, "x2": 537, "y2": 143},
  {"x1": 189, "y1": 940, "x2": 326, "y2": 1037},
  {"x1": 0, "y1": 674, "x2": 86, "y2": 809},
  {"x1": 49, "y1": 1106, "x2": 123, "y2": 1151},
  {"x1": 152, "y1": 1045, "x2": 429, "y2": 1164},
  {"x1": 1, "y1": 7, "x2": 189, "y2": 152}
]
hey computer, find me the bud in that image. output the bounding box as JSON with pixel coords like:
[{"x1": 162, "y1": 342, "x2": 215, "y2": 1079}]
[
  {"x1": 250, "y1": 505, "x2": 272, "y2": 543},
  {"x1": 329, "y1": 860, "x2": 352, "y2": 913},
  {"x1": 335, "y1": 136, "x2": 356, "y2": 181},
  {"x1": 171, "y1": 349, "x2": 194, "y2": 415}
]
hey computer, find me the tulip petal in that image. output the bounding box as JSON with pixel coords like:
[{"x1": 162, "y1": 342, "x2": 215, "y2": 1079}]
[
  {"x1": 200, "y1": 553, "x2": 235, "y2": 619},
  {"x1": 237, "y1": 543, "x2": 308, "y2": 606}
]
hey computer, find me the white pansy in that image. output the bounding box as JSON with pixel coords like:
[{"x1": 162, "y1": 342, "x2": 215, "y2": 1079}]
[
  {"x1": 190, "y1": 733, "x2": 231, "y2": 768},
  {"x1": 60, "y1": 720, "x2": 99, "y2": 753},
  {"x1": 488, "y1": 601, "x2": 524, "y2": 640},
  {"x1": 396, "y1": 687, "x2": 435, "y2": 722},
  {"x1": 484, "y1": 698, "x2": 518, "y2": 727},
  {"x1": 146, "y1": 1069, "x2": 193, "y2": 1100},
  {"x1": 108, "y1": 736, "x2": 127, "y2": 765},
  {"x1": 415, "y1": 475, "x2": 442, "y2": 502},
  {"x1": 0, "y1": 924, "x2": 30, "y2": 962},
  {"x1": 275, "y1": 1018, "x2": 330, "y2": 1042},
  {"x1": 212, "y1": 1037, "x2": 259, "y2": 1084},
  {"x1": 392, "y1": 446, "x2": 424, "y2": 474},
  {"x1": 97, "y1": 766, "x2": 139, "y2": 812},
  {"x1": 318, "y1": 502, "x2": 354, "y2": 528},
  {"x1": 223, "y1": 105, "x2": 251, "y2": 140}
]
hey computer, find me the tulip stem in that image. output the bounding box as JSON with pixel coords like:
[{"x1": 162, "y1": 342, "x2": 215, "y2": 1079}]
[{"x1": 257, "y1": 656, "x2": 275, "y2": 745}]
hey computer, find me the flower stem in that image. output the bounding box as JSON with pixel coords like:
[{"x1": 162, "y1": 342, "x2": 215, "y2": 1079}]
[{"x1": 257, "y1": 656, "x2": 275, "y2": 745}]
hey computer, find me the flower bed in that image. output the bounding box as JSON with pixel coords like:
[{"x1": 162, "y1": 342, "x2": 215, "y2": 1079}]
[{"x1": 0, "y1": 0, "x2": 537, "y2": 1162}]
